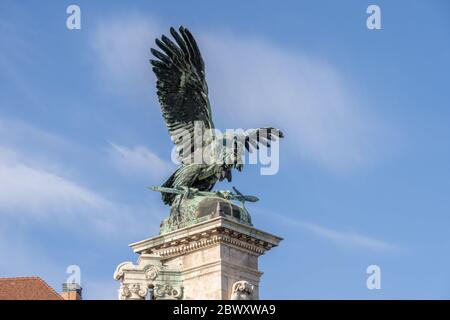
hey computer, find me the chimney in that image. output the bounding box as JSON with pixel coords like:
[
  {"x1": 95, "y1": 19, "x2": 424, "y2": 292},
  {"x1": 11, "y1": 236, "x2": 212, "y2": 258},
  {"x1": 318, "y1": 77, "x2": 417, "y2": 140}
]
[{"x1": 60, "y1": 283, "x2": 82, "y2": 300}]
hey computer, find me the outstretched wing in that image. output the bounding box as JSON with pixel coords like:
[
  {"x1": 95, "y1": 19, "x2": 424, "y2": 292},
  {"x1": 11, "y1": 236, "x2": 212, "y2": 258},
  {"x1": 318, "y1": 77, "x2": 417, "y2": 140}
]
[
  {"x1": 221, "y1": 127, "x2": 284, "y2": 171},
  {"x1": 150, "y1": 26, "x2": 214, "y2": 163},
  {"x1": 243, "y1": 127, "x2": 284, "y2": 153}
]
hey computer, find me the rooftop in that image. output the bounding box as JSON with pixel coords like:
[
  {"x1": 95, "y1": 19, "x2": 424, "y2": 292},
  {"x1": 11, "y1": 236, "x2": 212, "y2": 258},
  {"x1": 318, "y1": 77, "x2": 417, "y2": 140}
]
[{"x1": 0, "y1": 277, "x2": 63, "y2": 300}]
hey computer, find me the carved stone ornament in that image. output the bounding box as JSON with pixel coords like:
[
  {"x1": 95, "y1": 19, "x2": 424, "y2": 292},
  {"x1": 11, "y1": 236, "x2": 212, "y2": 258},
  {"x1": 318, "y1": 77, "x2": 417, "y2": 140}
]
[
  {"x1": 230, "y1": 280, "x2": 255, "y2": 300},
  {"x1": 119, "y1": 283, "x2": 148, "y2": 300},
  {"x1": 114, "y1": 254, "x2": 184, "y2": 300},
  {"x1": 145, "y1": 265, "x2": 158, "y2": 280},
  {"x1": 153, "y1": 284, "x2": 183, "y2": 300}
]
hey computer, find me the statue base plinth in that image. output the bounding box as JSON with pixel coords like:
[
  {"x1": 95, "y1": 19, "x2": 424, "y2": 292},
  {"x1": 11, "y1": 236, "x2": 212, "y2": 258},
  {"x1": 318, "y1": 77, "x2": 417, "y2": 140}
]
[{"x1": 114, "y1": 216, "x2": 282, "y2": 300}]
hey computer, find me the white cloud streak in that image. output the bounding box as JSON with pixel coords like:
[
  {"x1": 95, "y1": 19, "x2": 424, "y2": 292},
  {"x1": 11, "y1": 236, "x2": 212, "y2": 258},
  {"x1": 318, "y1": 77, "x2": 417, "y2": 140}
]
[
  {"x1": 90, "y1": 13, "x2": 161, "y2": 98},
  {"x1": 107, "y1": 142, "x2": 173, "y2": 181},
  {"x1": 271, "y1": 212, "x2": 399, "y2": 252},
  {"x1": 0, "y1": 146, "x2": 142, "y2": 234},
  {"x1": 0, "y1": 117, "x2": 161, "y2": 237},
  {"x1": 201, "y1": 33, "x2": 386, "y2": 172},
  {"x1": 90, "y1": 14, "x2": 389, "y2": 171}
]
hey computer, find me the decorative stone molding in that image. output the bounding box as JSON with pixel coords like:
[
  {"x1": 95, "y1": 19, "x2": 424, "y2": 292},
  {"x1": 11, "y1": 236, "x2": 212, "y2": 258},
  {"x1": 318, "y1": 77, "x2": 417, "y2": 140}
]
[
  {"x1": 113, "y1": 261, "x2": 136, "y2": 281},
  {"x1": 230, "y1": 280, "x2": 255, "y2": 300},
  {"x1": 115, "y1": 217, "x2": 282, "y2": 300},
  {"x1": 118, "y1": 283, "x2": 131, "y2": 300},
  {"x1": 130, "y1": 218, "x2": 281, "y2": 261},
  {"x1": 154, "y1": 284, "x2": 183, "y2": 300},
  {"x1": 145, "y1": 265, "x2": 158, "y2": 281},
  {"x1": 119, "y1": 283, "x2": 148, "y2": 300},
  {"x1": 152, "y1": 233, "x2": 267, "y2": 258},
  {"x1": 113, "y1": 258, "x2": 161, "y2": 283},
  {"x1": 114, "y1": 254, "x2": 183, "y2": 300}
]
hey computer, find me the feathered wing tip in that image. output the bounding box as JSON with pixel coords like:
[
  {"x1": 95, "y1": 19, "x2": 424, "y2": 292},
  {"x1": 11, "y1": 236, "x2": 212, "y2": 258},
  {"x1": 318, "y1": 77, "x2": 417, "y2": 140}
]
[
  {"x1": 244, "y1": 127, "x2": 284, "y2": 152},
  {"x1": 148, "y1": 25, "x2": 213, "y2": 164},
  {"x1": 149, "y1": 26, "x2": 205, "y2": 75}
]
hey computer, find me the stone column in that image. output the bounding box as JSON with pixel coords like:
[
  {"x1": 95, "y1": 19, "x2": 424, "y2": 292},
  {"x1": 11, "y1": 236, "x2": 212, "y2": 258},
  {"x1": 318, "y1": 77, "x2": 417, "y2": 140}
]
[{"x1": 115, "y1": 216, "x2": 282, "y2": 300}]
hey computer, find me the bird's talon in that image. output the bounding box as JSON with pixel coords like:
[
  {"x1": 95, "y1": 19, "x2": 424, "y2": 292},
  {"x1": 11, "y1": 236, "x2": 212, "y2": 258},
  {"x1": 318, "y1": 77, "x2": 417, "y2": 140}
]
[{"x1": 181, "y1": 186, "x2": 198, "y2": 198}]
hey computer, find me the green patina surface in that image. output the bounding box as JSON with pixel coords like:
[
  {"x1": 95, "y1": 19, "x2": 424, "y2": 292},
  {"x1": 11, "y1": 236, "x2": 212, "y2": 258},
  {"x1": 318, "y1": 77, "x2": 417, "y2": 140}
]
[
  {"x1": 160, "y1": 194, "x2": 252, "y2": 234},
  {"x1": 149, "y1": 26, "x2": 283, "y2": 211}
]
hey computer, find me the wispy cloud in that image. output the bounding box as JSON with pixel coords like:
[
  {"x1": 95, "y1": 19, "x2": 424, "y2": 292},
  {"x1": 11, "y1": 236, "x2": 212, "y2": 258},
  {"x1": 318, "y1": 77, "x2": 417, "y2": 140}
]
[
  {"x1": 0, "y1": 117, "x2": 161, "y2": 236},
  {"x1": 90, "y1": 14, "x2": 390, "y2": 172},
  {"x1": 0, "y1": 145, "x2": 146, "y2": 234},
  {"x1": 107, "y1": 142, "x2": 172, "y2": 181},
  {"x1": 200, "y1": 33, "x2": 389, "y2": 172},
  {"x1": 0, "y1": 116, "x2": 73, "y2": 158},
  {"x1": 271, "y1": 212, "x2": 399, "y2": 252},
  {"x1": 90, "y1": 12, "x2": 162, "y2": 98}
]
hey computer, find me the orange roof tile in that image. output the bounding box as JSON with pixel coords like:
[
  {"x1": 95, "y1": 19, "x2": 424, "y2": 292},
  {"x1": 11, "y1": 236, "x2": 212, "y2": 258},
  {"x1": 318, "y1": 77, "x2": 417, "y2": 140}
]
[{"x1": 0, "y1": 277, "x2": 63, "y2": 300}]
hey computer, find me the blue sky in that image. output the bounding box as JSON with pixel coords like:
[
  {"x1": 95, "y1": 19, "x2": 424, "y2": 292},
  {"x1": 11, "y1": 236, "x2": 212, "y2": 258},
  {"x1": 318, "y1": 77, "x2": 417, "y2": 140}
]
[{"x1": 0, "y1": 0, "x2": 449, "y2": 299}]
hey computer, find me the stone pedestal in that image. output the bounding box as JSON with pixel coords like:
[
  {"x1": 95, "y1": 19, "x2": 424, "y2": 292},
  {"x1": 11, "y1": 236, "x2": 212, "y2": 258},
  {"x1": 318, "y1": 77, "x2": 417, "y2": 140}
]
[{"x1": 114, "y1": 216, "x2": 282, "y2": 300}]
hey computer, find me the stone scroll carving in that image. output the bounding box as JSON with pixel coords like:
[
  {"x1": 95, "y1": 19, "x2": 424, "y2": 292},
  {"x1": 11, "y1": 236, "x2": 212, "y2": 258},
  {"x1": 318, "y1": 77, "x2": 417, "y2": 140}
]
[
  {"x1": 230, "y1": 280, "x2": 255, "y2": 300},
  {"x1": 154, "y1": 284, "x2": 183, "y2": 300},
  {"x1": 118, "y1": 283, "x2": 149, "y2": 300},
  {"x1": 114, "y1": 254, "x2": 183, "y2": 300}
]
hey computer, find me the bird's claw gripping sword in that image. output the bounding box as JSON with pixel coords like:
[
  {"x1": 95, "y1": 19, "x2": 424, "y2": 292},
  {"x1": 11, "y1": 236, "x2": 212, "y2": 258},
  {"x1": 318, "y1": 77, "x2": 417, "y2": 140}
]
[{"x1": 149, "y1": 186, "x2": 259, "y2": 208}]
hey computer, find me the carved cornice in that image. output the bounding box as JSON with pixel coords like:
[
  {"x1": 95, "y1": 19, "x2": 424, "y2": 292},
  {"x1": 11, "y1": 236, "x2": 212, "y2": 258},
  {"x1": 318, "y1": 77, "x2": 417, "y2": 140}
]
[
  {"x1": 149, "y1": 226, "x2": 271, "y2": 258},
  {"x1": 130, "y1": 217, "x2": 282, "y2": 256}
]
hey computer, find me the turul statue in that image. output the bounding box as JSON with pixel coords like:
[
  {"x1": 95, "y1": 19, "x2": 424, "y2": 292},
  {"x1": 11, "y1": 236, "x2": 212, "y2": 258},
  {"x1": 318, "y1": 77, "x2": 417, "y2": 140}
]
[{"x1": 149, "y1": 26, "x2": 284, "y2": 233}]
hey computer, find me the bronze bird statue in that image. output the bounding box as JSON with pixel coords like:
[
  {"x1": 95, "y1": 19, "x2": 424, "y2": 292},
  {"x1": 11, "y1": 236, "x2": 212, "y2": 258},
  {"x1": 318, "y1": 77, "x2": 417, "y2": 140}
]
[{"x1": 150, "y1": 26, "x2": 283, "y2": 206}]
